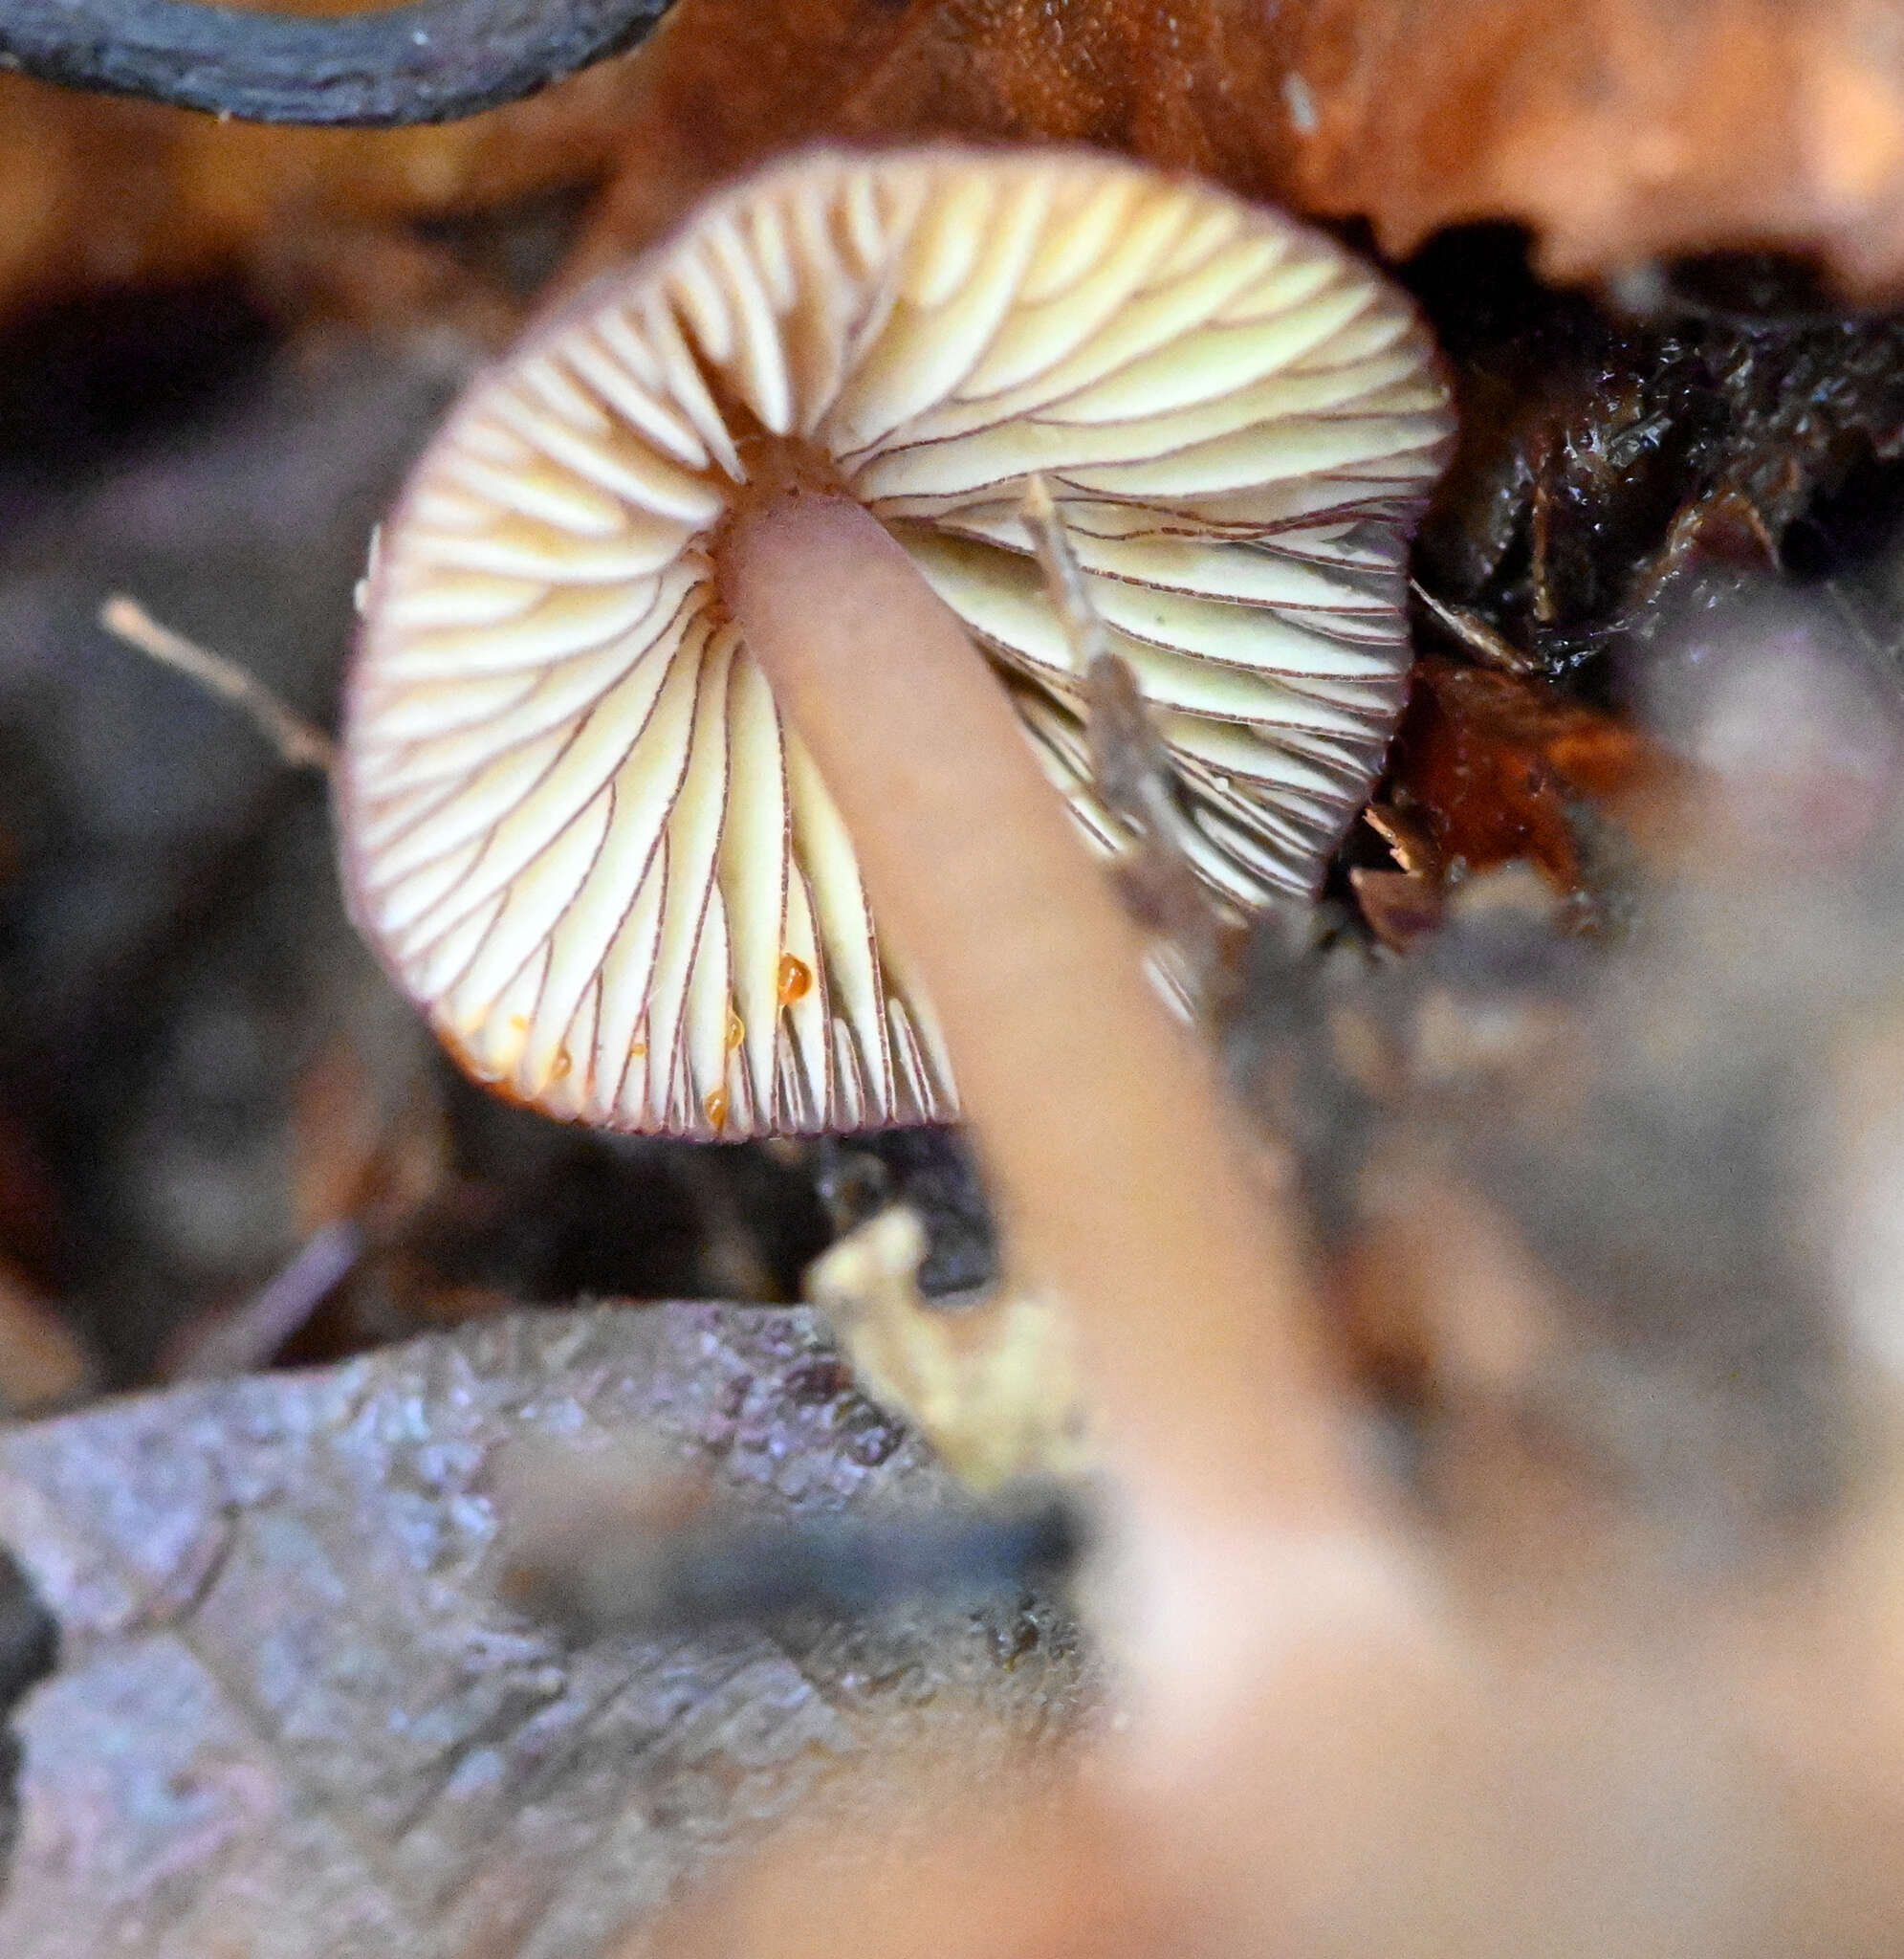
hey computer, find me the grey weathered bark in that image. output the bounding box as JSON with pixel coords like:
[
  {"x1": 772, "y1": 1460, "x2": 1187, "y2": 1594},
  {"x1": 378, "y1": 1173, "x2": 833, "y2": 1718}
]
[{"x1": 0, "y1": 0, "x2": 669, "y2": 125}]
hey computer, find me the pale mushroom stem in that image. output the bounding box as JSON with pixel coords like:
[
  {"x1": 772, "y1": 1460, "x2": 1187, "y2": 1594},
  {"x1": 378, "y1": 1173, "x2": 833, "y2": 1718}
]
[{"x1": 722, "y1": 489, "x2": 1361, "y2": 1526}]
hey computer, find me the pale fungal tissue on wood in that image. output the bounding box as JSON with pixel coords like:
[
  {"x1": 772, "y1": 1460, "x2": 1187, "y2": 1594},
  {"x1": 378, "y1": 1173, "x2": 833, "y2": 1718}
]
[{"x1": 339, "y1": 144, "x2": 1454, "y2": 1141}]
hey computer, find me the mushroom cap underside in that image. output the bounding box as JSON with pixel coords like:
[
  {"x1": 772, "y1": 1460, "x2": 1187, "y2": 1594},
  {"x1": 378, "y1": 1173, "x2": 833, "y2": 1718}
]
[{"x1": 340, "y1": 143, "x2": 1455, "y2": 1139}]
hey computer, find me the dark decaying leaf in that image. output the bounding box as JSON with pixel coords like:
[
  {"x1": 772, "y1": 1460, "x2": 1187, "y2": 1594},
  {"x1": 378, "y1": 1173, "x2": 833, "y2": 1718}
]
[
  {"x1": 1408, "y1": 228, "x2": 1904, "y2": 673},
  {"x1": 0, "y1": 1301, "x2": 1087, "y2": 1957}
]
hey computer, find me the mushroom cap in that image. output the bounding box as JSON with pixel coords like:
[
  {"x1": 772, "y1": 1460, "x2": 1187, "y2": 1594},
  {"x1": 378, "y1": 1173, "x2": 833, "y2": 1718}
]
[{"x1": 340, "y1": 144, "x2": 1454, "y2": 1140}]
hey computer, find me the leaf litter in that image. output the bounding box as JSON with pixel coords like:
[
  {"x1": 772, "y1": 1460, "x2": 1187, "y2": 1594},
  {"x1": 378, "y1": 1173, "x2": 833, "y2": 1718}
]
[{"x1": 0, "y1": 1301, "x2": 1089, "y2": 1958}]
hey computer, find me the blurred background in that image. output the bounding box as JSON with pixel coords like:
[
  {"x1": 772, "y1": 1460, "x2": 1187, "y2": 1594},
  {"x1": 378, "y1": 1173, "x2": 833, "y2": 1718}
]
[{"x1": 5, "y1": 2, "x2": 1904, "y2": 1471}]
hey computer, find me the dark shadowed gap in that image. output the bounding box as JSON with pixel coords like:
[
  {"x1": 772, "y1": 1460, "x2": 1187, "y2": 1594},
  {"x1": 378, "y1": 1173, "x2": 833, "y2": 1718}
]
[
  {"x1": 0, "y1": 282, "x2": 277, "y2": 539},
  {"x1": 0, "y1": 1548, "x2": 57, "y2": 1889}
]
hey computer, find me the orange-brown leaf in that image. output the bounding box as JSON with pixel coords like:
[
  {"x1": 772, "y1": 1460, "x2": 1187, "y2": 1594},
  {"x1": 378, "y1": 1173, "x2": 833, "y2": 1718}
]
[
  {"x1": 12, "y1": 0, "x2": 1904, "y2": 324},
  {"x1": 580, "y1": 0, "x2": 1904, "y2": 297},
  {"x1": 1390, "y1": 656, "x2": 1657, "y2": 891},
  {"x1": 0, "y1": 55, "x2": 644, "y2": 322}
]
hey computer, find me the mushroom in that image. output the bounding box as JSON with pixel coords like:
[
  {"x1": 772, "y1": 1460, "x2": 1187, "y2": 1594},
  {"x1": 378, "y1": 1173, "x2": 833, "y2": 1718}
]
[{"x1": 340, "y1": 144, "x2": 1453, "y2": 1142}]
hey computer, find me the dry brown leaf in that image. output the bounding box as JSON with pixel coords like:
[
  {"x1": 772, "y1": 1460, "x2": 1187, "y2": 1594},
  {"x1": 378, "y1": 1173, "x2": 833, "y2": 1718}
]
[
  {"x1": 0, "y1": 1301, "x2": 1087, "y2": 1958},
  {"x1": 10, "y1": 0, "x2": 1904, "y2": 325},
  {"x1": 1280, "y1": 0, "x2": 1904, "y2": 291},
  {"x1": 578, "y1": 0, "x2": 1904, "y2": 296},
  {"x1": 0, "y1": 53, "x2": 645, "y2": 325}
]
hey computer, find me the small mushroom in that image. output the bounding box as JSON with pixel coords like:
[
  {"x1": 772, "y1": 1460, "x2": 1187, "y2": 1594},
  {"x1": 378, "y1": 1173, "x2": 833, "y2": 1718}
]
[{"x1": 340, "y1": 144, "x2": 1453, "y2": 1140}]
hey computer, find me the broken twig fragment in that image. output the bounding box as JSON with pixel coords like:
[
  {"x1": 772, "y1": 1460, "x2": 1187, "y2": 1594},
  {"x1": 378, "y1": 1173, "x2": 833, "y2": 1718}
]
[{"x1": 100, "y1": 594, "x2": 335, "y2": 773}]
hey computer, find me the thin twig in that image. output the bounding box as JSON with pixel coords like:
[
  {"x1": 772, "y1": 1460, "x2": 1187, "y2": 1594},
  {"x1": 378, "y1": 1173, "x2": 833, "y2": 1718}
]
[
  {"x1": 99, "y1": 595, "x2": 337, "y2": 774},
  {"x1": 505, "y1": 1479, "x2": 1086, "y2": 1635},
  {"x1": 167, "y1": 1220, "x2": 364, "y2": 1379}
]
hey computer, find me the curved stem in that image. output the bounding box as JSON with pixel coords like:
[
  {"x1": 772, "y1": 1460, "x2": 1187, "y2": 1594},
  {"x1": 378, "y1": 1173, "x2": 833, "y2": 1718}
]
[
  {"x1": 0, "y1": 0, "x2": 668, "y2": 125},
  {"x1": 722, "y1": 490, "x2": 1361, "y2": 1526}
]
